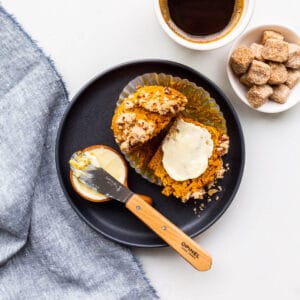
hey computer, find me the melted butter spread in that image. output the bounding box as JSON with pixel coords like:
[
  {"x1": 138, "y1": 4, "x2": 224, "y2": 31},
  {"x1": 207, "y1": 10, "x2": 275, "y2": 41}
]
[{"x1": 162, "y1": 119, "x2": 213, "y2": 181}]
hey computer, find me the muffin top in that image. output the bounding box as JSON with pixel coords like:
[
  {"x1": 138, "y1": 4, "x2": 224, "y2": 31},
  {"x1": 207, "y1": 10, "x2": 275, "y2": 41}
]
[
  {"x1": 112, "y1": 85, "x2": 188, "y2": 153},
  {"x1": 123, "y1": 85, "x2": 188, "y2": 115}
]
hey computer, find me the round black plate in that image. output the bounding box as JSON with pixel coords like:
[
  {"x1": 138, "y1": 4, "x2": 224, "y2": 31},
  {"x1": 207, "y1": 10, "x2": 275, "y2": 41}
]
[{"x1": 56, "y1": 60, "x2": 245, "y2": 247}]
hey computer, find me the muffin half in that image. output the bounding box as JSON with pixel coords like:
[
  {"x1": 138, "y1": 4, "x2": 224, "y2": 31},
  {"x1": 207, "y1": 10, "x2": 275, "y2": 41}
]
[
  {"x1": 111, "y1": 85, "x2": 188, "y2": 153},
  {"x1": 111, "y1": 73, "x2": 229, "y2": 201},
  {"x1": 148, "y1": 117, "x2": 229, "y2": 202}
]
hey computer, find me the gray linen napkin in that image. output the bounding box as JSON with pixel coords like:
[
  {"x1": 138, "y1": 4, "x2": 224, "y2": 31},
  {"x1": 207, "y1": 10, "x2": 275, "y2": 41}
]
[{"x1": 0, "y1": 7, "x2": 158, "y2": 300}]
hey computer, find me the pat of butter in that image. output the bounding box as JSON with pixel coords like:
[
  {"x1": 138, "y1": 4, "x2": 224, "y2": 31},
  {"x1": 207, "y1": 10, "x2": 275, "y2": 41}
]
[{"x1": 162, "y1": 119, "x2": 213, "y2": 181}]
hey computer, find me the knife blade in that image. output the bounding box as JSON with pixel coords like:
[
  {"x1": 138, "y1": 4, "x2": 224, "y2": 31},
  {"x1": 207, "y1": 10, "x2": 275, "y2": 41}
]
[{"x1": 78, "y1": 167, "x2": 133, "y2": 203}]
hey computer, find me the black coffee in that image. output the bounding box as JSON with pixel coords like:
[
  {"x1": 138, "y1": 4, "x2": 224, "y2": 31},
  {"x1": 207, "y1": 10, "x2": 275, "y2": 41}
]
[
  {"x1": 168, "y1": 0, "x2": 236, "y2": 36},
  {"x1": 160, "y1": 0, "x2": 244, "y2": 43}
]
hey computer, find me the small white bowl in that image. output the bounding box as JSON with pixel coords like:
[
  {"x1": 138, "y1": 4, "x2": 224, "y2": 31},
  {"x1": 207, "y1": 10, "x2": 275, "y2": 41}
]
[
  {"x1": 227, "y1": 24, "x2": 300, "y2": 113},
  {"x1": 153, "y1": 0, "x2": 255, "y2": 51}
]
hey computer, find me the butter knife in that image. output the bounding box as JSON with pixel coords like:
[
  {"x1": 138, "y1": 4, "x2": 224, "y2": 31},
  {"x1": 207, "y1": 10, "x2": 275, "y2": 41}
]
[{"x1": 77, "y1": 167, "x2": 212, "y2": 271}]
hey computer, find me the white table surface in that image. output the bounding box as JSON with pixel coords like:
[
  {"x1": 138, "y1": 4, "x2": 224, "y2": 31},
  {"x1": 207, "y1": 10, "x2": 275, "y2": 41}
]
[{"x1": 3, "y1": 1, "x2": 300, "y2": 299}]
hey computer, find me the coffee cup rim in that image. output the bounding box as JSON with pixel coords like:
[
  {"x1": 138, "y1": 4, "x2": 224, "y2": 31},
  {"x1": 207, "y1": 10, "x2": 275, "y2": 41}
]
[{"x1": 154, "y1": 0, "x2": 256, "y2": 51}]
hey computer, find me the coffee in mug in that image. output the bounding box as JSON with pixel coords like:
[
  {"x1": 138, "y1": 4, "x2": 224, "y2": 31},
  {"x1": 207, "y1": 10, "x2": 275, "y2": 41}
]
[{"x1": 159, "y1": 0, "x2": 244, "y2": 44}]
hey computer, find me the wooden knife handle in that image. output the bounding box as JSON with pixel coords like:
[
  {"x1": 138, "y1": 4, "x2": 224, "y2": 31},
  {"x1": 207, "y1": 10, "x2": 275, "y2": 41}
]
[
  {"x1": 126, "y1": 194, "x2": 212, "y2": 271},
  {"x1": 136, "y1": 194, "x2": 152, "y2": 205}
]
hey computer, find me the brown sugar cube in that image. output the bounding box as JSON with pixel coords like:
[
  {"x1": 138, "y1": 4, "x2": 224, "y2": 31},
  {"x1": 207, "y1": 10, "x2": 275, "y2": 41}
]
[
  {"x1": 230, "y1": 45, "x2": 254, "y2": 75},
  {"x1": 250, "y1": 43, "x2": 264, "y2": 60},
  {"x1": 286, "y1": 69, "x2": 300, "y2": 89},
  {"x1": 262, "y1": 30, "x2": 284, "y2": 44},
  {"x1": 247, "y1": 60, "x2": 271, "y2": 85},
  {"x1": 268, "y1": 62, "x2": 288, "y2": 85},
  {"x1": 261, "y1": 39, "x2": 289, "y2": 62},
  {"x1": 240, "y1": 73, "x2": 253, "y2": 87},
  {"x1": 247, "y1": 85, "x2": 273, "y2": 108},
  {"x1": 286, "y1": 43, "x2": 300, "y2": 69},
  {"x1": 270, "y1": 84, "x2": 290, "y2": 104}
]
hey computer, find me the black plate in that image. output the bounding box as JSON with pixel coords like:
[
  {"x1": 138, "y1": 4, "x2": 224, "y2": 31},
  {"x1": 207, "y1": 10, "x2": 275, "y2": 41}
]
[{"x1": 56, "y1": 60, "x2": 245, "y2": 247}]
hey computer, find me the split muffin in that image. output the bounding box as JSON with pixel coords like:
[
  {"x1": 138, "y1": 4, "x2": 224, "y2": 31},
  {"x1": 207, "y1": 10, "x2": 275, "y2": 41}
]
[
  {"x1": 111, "y1": 75, "x2": 229, "y2": 202},
  {"x1": 111, "y1": 85, "x2": 188, "y2": 153},
  {"x1": 148, "y1": 117, "x2": 229, "y2": 202}
]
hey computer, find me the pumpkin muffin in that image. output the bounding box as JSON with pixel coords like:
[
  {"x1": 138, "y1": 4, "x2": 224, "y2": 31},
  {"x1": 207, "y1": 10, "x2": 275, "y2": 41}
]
[
  {"x1": 148, "y1": 117, "x2": 229, "y2": 202},
  {"x1": 111, "y1": 85, "x2": 188, "y2": 153},
  {"x1": 111, "y1": 74, "x2": 229, "y2": 202}
]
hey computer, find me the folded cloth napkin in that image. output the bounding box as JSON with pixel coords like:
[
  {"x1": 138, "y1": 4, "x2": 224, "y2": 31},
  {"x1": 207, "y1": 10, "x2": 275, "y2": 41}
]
[{"x1": 0, "y1": 7, "x2": 158, "y2": 300}]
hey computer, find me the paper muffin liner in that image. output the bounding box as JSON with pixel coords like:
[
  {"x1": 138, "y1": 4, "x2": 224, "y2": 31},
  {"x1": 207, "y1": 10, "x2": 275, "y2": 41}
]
[{"x1": 114, "y1": 73, "x2": 227, "y2": 185}]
